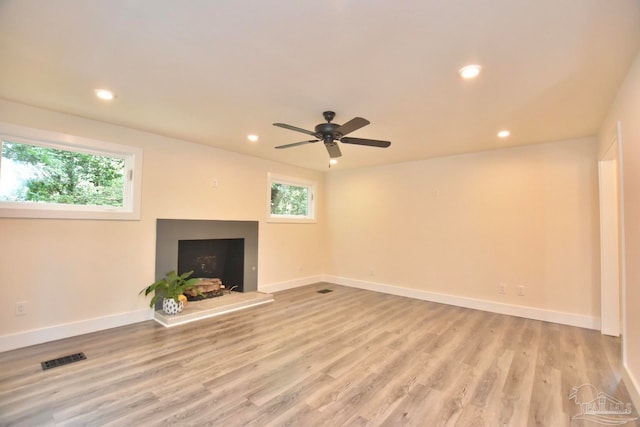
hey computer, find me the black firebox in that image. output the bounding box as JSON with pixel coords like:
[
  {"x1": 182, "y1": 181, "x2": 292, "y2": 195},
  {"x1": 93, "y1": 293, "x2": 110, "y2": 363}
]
[{"x1": 177, "y1": 238, "x2": 245, "y2": 292}]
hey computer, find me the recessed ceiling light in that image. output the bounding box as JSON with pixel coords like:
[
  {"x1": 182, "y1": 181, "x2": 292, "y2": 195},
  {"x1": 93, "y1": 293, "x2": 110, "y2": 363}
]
[
  {"x1": 329, "y1": 159, "x2": 338, "y2": 165},
  {"x1": 94, "y1": 89, "x2": 114, "y2": 100},
  {"x1": 458, "y1": 64, "x2": 482, "y2": 79},
  {"x1": 247, "y1": 134, "x2": 259, "y2": 142},
  {"x1": 497, "y1": 130, "x2": 511, "y2": 138}
]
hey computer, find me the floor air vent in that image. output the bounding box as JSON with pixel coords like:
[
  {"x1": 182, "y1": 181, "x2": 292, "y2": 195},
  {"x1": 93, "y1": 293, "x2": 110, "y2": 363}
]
[
  {"x1": 41, "y1": 352, "x2": 86, "y2": 370},
  {"x1": 317, "y1": 289, "x2": 333, "y2": 294}
]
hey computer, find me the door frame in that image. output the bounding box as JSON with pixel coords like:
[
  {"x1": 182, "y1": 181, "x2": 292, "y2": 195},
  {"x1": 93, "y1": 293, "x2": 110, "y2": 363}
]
[{"x1": 598, "y1": 121, "x2": 625, "y2": 338}]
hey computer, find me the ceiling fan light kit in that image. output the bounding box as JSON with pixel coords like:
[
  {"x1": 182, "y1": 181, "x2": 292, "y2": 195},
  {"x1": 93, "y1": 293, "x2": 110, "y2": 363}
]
[{"x1": 273, "y1": 111, "x2": 391, "y2": 159}]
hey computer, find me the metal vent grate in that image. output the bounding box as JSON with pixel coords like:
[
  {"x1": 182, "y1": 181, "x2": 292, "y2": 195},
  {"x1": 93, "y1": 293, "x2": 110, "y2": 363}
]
[
  {"x1": 317, "y1": 289, "x2": 333, "y2": 294},
  {"x1": 41, "y1": 352, "x2": 86, "y2": 370}
]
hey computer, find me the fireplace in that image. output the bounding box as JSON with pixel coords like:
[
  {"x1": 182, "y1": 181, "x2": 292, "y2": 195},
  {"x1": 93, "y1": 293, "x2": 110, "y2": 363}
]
[
  {"x1": 178, "y1": 238, "x2": 245, "y2": 293},
  {"x1": 155, "y1": 220, "x2": 258, "y2": 304}
]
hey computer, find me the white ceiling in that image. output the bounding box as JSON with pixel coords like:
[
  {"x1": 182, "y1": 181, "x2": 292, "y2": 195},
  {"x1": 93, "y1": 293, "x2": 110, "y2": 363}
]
[{"x1": 1, "y1": 0, "x2": 639, "y2": 171}]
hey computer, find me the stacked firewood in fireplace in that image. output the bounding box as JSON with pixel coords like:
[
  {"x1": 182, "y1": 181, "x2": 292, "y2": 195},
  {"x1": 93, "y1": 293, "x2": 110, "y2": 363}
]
[{"x1": 184, "y1": 278, "x2": 226, "y2": 301}]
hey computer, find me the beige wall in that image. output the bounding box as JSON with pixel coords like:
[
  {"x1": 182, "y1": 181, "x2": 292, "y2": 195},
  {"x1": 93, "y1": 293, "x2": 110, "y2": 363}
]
[
  {"x1": 325, "y1": 137, "x2": 600, "y2": 319},
  {"x1": 0, "y1": 100, "x2": 326, "y2": 338},
  {"x1": 599, "y1": 49, "x2": 640, "y2": 405}
]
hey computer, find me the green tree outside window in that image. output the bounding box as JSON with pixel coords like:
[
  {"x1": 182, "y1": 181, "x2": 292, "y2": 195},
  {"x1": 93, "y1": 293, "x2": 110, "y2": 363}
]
[
  {"x1": 270, "y1": 182, "x2": 309, "y2": 216},
  {"x1": 1, "y1": 140, "x2": 125, "y2": 207}
]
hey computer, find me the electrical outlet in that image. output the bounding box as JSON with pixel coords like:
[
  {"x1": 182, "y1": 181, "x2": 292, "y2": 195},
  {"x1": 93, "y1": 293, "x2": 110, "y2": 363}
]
[
  {"x1": 517, "y1": 285, "x2": 525, "y2": 296},
  {"x1": 499, "y1": 283, "x2": 506, "y2": 294},
  {"x1": 15, "y1": 301, "x2": 28, "y2": 316}
]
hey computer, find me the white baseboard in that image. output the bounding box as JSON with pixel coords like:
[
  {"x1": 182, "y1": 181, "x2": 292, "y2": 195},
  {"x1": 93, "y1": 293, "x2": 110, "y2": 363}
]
[
  {"x1": 326, "y1": 275, "x2": 600, "y2": 330},
  {"x1": 1, "y1": 275, "x2": 601, "y2": 353},
  {"x1": 623, "y1": 365, "x2": 640, "y2": 413},
  {"x1": 259, "y1": 275, "x2": 324, "y2": 293},
  {"x1": 0, "y1": 309, "x2": 153, "y2": 353}
]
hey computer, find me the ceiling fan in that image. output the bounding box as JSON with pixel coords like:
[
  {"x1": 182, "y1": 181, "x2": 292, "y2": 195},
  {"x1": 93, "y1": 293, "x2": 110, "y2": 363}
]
[{"x1": 273, "y1": 111, "x2": 391, "y2": 158}]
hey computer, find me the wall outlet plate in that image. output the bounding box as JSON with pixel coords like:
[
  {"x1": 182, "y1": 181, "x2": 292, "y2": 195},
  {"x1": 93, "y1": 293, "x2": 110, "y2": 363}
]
[{"x1": 15, "y1": 301, "x2": 28, "y2": 316}]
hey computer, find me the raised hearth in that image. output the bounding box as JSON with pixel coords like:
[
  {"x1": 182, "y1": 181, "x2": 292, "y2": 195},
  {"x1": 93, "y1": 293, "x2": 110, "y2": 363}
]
[{"x1": 154, "y1": 291, "x2": 273, "y2": 327}]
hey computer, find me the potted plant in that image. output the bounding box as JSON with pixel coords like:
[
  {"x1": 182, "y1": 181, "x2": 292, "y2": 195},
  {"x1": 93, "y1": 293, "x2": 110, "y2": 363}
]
[{"x1": 140, "y1": 270, "x2": 200, "y2": 315}]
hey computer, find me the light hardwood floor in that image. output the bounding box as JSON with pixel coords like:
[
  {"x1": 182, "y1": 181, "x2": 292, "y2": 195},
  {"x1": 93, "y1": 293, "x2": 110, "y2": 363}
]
[{"x1": 0, "y1": 284, "x2": 637, "y2": 426}]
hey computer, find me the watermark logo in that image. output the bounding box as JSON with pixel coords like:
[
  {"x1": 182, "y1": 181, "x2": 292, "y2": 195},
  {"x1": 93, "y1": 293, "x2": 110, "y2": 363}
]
[{"x1": 569, "y1": 384, "x2": 637, "y2": 425}]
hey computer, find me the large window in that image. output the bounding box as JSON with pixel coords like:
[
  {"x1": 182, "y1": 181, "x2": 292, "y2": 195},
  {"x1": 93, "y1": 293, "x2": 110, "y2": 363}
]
[
  {"x1": 268, "y1": 173, "x2": 316, "y2": 222},
  {"x1": 0, "y1": 122, "x2": 142, "y2": 220}
]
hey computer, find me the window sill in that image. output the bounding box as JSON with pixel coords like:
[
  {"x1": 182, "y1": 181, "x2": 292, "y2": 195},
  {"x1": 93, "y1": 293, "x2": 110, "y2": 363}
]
[{"x1": 267, "y1": 216, "x2": 316, "y2": 224}]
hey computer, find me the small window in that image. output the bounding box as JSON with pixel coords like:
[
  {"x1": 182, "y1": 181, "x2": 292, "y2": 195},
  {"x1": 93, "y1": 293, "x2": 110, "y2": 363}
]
[
  {"x1": 268, "y1": 173, "x2": 316, "y2": 222},
  {"x1": 0, "y1": 122, "x2": 142, "y2": 220}
]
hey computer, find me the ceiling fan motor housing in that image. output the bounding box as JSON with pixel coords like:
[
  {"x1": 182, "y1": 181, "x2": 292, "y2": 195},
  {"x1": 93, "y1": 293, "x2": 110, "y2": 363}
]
[{"x1": 315, "y1": 122, "x2": 341, "y2": 139}]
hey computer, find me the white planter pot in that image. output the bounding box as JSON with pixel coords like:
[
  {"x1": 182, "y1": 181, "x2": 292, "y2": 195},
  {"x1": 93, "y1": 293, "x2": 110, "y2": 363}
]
[{"x1": 162, "y1": 297, "x2": 184, "y2": 315}]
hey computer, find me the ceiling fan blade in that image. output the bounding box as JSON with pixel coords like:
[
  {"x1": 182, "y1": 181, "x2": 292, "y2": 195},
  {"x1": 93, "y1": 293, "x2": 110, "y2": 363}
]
[
  {"x1": 325, "y1": 141, "x2": 342, "y2": 158},
  {"x1": 275, "y1": 139, "x2": 318, "y2": 149},
  {"x1": 273, "y1": 123, "x2": 318, "y2": 137},
  {"x1": 340, "y1": 137, "x2": 391, "y2": 148},
  {"x1": 335, "y1": 117, "x2": 370, "y2": 136}
]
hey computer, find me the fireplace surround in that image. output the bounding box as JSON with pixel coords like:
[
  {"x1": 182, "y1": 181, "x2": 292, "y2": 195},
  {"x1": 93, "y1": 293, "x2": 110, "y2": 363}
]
[{"x1": 155, "y1": 219, "x2": 258, "y2": 295}]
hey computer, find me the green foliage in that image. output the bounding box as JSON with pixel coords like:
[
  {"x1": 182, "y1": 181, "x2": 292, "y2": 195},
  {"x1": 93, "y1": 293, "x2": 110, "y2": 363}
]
[
  {"x1": 271, "y1": 182, "x2": 308, "y2": 215},
  {"x1": 1, "y1": 141, "x2": 125, "y2": 206},
  {"x1": 140, "y1": 271, "x2": 201, "y2": 307}
]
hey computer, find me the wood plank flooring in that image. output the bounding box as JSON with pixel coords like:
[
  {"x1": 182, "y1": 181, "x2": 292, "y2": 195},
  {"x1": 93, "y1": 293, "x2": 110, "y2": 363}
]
[{"x1": 0, "y1": 283, "x2": 637, "y2": 426}]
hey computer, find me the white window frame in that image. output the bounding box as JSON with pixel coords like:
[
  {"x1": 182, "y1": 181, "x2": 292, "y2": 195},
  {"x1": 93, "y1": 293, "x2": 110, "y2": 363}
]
[
  {"x1": 267, "y1": 173, "x2": 316, "y2": 223},
  {"x1": 0, "y1": 122, "x2": 143, "y2": 220}
]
